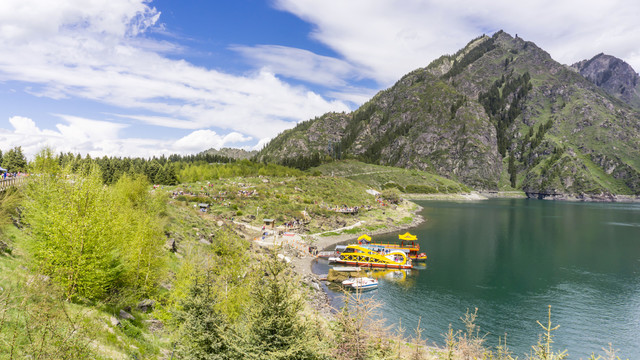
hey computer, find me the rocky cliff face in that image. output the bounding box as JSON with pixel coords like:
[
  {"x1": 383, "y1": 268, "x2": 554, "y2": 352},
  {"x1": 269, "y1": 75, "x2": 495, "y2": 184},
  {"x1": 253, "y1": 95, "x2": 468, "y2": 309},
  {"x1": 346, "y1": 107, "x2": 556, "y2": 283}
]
[
  {"x1": 572, "y1": 53, "x2": 640, "y2": 108},
  {"x1": 258, "y1": 31, "x2": 640, "y2": 197},
  {"x1": 201, "y1": 147, "x2": 257, "y2": 160}
]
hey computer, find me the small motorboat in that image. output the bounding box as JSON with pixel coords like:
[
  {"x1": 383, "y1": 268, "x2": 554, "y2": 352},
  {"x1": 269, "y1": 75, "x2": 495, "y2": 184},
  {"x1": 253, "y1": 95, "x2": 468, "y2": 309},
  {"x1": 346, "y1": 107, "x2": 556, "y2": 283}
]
[{"x1": 342, "y1": 277, "x2": 378, "y2": 291}]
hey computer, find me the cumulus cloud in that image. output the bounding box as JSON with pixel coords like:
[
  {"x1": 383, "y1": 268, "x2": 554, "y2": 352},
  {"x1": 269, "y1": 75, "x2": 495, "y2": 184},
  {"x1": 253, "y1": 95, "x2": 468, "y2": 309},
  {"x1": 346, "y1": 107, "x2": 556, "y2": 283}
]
[
  {"x1": 173, "y1": 130, "x2": 252, "y2": 153},
  {"x1": 0, "y1": 0, "x2": 350, "y2": 157},
  {"x1": 0, "y1": 115, "x2": 253, "y2": 159}
]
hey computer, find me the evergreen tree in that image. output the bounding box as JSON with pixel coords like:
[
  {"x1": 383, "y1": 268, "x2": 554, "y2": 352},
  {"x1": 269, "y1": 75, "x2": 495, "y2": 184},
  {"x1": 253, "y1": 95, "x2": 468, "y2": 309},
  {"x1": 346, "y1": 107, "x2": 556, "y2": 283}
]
[
  {"x1": 246, "y1": 253, "x2": 324, "y2": 360},
  {"x1": 2, "y1": 146, "x2": 27, "y2": 172},
  {"x1": 508, "y1": 152, "x2": 517, "y2": 188},
  {"x1": 175, "y1": 273, "x2": 237, "y2": 360}
]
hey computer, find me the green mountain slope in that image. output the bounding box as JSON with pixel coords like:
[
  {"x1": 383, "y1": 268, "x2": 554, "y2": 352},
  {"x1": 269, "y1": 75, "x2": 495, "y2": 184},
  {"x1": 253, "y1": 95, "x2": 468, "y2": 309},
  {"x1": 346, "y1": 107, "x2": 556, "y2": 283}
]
[
  {"x1": 258, "y1": 31, "x2": 640, "y2": 198},
  {"x1": 312, "y1": 160, "x2": 470, "y2": 194}
]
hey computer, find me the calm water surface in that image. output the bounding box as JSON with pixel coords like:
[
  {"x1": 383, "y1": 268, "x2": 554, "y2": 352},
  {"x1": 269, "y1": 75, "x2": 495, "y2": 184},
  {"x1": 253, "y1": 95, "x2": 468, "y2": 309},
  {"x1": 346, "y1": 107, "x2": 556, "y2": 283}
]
[{"x1": 314, "y1": 199, "x2": 640, "y2": 358}]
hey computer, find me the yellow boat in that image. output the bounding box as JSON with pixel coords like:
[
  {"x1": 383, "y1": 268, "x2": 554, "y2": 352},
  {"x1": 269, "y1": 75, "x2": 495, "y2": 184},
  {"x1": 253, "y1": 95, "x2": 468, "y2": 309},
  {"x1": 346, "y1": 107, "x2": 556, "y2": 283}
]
[
  {"x1": 358, "y1": 233, "x2": 427, "y2": 262},
  {"x1": 329, "y1": 244, "x2": 413, "y2": 269}
]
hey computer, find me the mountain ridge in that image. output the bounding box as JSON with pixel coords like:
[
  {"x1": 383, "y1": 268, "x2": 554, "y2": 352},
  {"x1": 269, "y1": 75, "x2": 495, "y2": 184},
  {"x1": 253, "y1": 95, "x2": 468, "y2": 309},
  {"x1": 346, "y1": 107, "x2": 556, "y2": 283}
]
[
  {"x1": 571, "y1": 53, "x2": 640, "y2": 109},
  {"x1": 258, "y1": 31, "x2": 640, "y2": 198}
]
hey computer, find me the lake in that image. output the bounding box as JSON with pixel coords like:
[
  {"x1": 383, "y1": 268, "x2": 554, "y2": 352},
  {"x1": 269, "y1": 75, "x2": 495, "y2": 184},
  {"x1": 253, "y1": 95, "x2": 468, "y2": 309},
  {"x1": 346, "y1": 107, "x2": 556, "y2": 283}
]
[{"x1": 314, "y1": 198, "x2": 640, "y2": 358}]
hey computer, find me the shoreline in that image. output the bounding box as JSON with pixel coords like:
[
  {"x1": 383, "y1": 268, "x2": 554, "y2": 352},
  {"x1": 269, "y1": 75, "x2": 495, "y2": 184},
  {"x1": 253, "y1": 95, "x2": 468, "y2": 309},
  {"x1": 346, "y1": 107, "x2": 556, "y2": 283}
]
[
  {"x1": 288, "y1": 200, "x2": 425, "y2": 319},
  {"x1": 299, "y1": 201, "x2": 424, "y2": 269}
]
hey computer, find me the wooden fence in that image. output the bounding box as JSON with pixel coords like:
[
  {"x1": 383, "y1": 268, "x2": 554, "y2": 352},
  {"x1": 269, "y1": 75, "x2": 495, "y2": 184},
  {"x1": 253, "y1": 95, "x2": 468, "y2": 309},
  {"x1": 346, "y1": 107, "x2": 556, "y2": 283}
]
[{"x1": 0, "y1": 176, "x2": 26, "y2": 191}]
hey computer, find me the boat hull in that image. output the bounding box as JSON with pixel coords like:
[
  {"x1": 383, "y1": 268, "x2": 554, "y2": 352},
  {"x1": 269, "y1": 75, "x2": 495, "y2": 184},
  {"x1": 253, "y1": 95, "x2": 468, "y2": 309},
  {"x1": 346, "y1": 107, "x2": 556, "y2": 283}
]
[{"x1": 332, "y1": 259, "x2": 412, "y2": 269}]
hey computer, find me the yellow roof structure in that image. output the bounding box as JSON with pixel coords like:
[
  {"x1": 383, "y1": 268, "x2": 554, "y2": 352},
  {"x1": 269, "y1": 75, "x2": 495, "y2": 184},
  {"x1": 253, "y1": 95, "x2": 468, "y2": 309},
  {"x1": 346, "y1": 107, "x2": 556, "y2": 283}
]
[
  {"x1": 398, "y1": 232, "x2": 417, "y2": 241},
  {"x1": 357, "y1": 234, "x2": 372, "y2": 241}
]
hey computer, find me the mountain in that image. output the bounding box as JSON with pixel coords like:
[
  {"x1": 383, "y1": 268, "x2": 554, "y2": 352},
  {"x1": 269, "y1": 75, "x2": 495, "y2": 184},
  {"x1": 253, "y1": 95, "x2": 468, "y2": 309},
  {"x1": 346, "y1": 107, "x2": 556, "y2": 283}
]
[
  {"x1": 201, "y1": 147, "x2": 257, "y2": 160},
  {"x1": 572, "y1": 53, "x2": 640, "y2": 108},
  {"x1": 258, "y1": 31, "x2": 640, "y2": 199}
]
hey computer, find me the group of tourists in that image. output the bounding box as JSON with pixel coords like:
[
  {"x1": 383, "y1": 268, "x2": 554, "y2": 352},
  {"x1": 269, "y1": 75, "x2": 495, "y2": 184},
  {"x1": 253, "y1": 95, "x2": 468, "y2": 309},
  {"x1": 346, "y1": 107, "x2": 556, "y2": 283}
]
[{"x1": 1, "y1": 171, "x2": 27, "y2": 180}]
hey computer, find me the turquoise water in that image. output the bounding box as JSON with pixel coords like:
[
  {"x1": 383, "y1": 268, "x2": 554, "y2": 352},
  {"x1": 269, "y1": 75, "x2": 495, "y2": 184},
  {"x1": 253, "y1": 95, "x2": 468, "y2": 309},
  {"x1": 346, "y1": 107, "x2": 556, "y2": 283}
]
[{"x1": 314, "y1": 199, "x2": 640, "y2": 358}]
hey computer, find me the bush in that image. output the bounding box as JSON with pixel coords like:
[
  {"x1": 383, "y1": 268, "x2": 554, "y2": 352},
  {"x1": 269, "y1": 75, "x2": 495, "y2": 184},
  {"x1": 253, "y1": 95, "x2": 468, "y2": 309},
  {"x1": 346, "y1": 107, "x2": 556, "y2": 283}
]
[
  {"x1": 381, "y1": 188, "x2": 402, "y2": 204},
  {"x1": 405, "y1": 184, "x2": 437, "y2": 194},
  {"x1": 382, "y1": 182, "x2": 405, "y2": 192}
]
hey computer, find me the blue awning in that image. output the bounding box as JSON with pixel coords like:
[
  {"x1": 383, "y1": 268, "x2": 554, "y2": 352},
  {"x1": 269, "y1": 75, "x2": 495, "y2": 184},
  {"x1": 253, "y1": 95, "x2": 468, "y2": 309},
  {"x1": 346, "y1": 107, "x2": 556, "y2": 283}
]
[{"x1": 0, "y1": 167, "x2": 6, "y2": 172}]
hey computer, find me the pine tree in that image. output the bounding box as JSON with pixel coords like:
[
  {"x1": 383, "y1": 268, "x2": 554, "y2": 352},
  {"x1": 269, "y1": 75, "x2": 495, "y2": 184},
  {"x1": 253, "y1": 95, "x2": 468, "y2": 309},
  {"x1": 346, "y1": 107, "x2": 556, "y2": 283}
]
[
  {"x1": 175, "y1": 273, "x2": 237, "y2": 360},
  {"x1": 2, "y1": 146, "x2": 27, "y2": 172},
  {"x1": 246, "y1": 253, "x2": 323, "y2": 360},
  {"x1": 508, "y1": 152, "x2": 517, "y2": 188}
]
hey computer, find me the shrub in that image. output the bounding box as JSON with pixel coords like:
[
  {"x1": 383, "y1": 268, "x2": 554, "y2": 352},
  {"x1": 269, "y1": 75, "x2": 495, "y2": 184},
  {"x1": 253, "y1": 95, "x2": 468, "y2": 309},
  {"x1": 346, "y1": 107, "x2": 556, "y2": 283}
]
[{"x1": 405, "y1": 184, "x2": 437, "y2": 194}]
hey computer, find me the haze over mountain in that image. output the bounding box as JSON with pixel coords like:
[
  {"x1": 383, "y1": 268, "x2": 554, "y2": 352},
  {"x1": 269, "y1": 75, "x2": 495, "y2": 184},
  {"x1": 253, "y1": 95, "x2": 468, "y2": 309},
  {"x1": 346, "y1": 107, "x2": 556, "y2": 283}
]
[{"x1": 258, "y1": 31, "x2": 640, "y2": 199}]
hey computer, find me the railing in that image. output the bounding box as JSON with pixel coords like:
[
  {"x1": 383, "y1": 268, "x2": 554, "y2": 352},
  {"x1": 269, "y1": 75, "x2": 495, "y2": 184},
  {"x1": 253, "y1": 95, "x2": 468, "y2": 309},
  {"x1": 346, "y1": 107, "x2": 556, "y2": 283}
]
[{"x1": 0, "y1": 176, "x2": 26, "y2": 191}]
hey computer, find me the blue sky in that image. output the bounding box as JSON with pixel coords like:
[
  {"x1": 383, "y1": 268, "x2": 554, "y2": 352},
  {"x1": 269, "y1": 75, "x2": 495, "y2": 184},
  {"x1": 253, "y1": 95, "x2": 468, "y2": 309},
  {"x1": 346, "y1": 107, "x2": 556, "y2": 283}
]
[{"x1": 0, "y1": 0, "x2": 639, "y2": 159}]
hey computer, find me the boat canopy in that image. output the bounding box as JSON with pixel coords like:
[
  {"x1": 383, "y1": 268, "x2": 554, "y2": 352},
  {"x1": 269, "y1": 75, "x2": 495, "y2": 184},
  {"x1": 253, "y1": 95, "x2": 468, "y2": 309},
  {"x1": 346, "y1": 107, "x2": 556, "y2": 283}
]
[
  {"x1": 358, "y1": 234, "x2": 371, "y2": 241},
  {"x1": 358, "y1": 234, "x2": 372, "y2": 244},
  {"x1": 398, "y1": 232, "x2": 417, "y2": 241}
]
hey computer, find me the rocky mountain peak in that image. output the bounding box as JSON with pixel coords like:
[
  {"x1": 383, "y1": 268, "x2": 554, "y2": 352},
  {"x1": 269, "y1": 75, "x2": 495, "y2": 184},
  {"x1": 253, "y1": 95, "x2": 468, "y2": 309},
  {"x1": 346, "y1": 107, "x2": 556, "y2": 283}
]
[
  {"x1": 201, "y1": 147, "x2": 257, "y2": 160},
  {"x1": 572, "y1": 53, "x2": 640, "y2": 108}
]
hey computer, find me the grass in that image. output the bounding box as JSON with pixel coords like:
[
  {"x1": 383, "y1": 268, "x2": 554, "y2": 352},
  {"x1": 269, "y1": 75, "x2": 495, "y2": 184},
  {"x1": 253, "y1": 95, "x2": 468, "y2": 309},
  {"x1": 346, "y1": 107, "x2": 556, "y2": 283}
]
[
  {"x1": 161, "y1": 173, "x2": 419, "y2": 234},
  {"x1": 312, "y1": 160, "x2": 470, "y2": 194}
]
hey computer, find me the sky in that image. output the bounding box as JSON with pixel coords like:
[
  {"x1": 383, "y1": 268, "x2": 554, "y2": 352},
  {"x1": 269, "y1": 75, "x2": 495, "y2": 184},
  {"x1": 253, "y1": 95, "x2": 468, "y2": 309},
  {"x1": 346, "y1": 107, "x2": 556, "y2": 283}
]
[{"x1": 0, "y1": 0, "x2": 639, "y2": 159}]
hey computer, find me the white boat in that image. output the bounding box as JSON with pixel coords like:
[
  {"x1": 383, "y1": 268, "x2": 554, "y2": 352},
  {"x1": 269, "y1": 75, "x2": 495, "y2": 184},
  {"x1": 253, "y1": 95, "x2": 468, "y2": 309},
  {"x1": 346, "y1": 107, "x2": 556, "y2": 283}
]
[
  {"x1": 342, "y1": 277, "x2": 378, "y2": 291},
  {"x1": 341, "y1": 278, "x2": 356, "y2": 286},
  {"x1": 333, "y1": 266, "x2": 361, "y2": 272}
]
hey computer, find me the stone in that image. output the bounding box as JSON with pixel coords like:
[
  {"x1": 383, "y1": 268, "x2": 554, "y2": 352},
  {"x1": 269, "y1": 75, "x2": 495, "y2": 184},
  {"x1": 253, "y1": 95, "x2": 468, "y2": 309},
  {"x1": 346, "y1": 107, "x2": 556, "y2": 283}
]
[
  {"x1": 137, "y1": 299, "x2": 156, "y2": 313},
  {"x1": 165, "y1": 238, "x2": 177, "y2": 252},
  {"x1": 143, "y1": 319, "x2": 164, "y2": 333},
  {"x1": 110, "y1": 316, "x2": 121, "y2": 327},
  {"x1": 0, "y1": 240, "x2": 10, "y2": 254},
  {"x1": 216, "y1": 220, "x2": 224, "y2": 227},
  {"x1": 119, "y1": 309, "x2": 135, "y2": 320}
]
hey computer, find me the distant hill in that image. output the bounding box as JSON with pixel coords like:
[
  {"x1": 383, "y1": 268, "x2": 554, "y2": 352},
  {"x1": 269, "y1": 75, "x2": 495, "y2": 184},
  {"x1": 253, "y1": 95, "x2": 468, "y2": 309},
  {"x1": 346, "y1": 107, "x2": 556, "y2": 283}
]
[
  {"x1": 312, "y1": 160, "x2": 470, "y2": 194},
  {"x1": 258, "y1": 31, "x2": 640, "y2": 199},
  {"x1": 201, "y1": 147, "x2": 257, "y2": 160},
  {"x1": 572, "y1": 53, "x2": 640, "y2": 108}
]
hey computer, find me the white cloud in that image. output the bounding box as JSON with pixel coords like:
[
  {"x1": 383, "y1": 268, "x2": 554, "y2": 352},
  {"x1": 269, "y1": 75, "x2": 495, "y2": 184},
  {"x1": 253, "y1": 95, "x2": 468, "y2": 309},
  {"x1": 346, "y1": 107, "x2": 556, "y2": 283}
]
[
  {"x1": 0, "y1": 115, "x2": 253, "y2": 159},
  {"x1": 2, "y1": 0, "x2": 639, "y2": 159},
  {"x1": 274, "y1": 0, "x2": 640, "y2": 85},
  {"x1": 0, "y1": 0, "x2": 351, "y2": 157},
  {"x1": 232, "y1": 45, "x2": 359, "y2": 87},
  {"x1": 173, "y1": 130, "x2": 252, "y2": 153}
]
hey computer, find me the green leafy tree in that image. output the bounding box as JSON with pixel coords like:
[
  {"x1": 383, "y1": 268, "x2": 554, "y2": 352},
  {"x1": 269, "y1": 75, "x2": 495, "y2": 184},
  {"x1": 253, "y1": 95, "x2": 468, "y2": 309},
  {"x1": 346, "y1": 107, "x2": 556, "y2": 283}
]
[
  {"x1": 2, "y1": 146, "x2": 27, "y2": 172},
  {"x1": 111, "y1": 174, "x2": 168, "y2": 297},
  {"x1": 381, "y1": 188, "x2": 402, "y2": 204},
  {"x1": 21, "y1": 168, "x2": 121, "y2": 300},
  {"x1": 30, "y1": 147, "x2": 61, "y2": 176}
]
